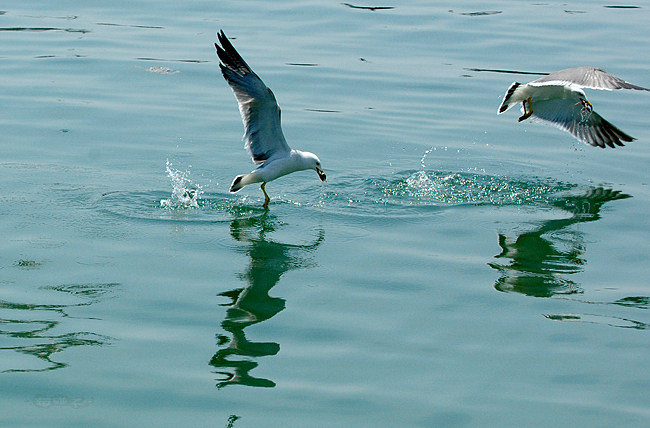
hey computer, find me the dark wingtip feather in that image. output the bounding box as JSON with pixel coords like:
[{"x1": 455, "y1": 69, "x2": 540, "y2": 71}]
[
  {"x1": 620, "y1": 81, "x2": 650, "y2": 91},
  {"x1": 582, "y1": 116, "x2": 634, "y2": 149},
  {"x1": 214, "y1": 29, "x2": 254, "y2": 78}
]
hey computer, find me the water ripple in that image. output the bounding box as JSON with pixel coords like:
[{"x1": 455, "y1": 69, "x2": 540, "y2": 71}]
[
  {"x1": 322, "y1": 170, "x2": 578, "y2": 216},
  {"x1": 98, "y1": 190, "x2": 256, "y2": 224}
]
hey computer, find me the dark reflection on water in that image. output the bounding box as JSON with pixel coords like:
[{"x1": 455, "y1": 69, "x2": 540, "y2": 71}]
[
  {"x1": 341, "y1": 3, "x2": 395, "y2": 11},
  {"x1": 0, "y1": 27, "x2": 90, "y2": 33},
  {"x1": 211, "y1": 213, "x2": 324, "y2": 388},
  {"x1": 0, "y1": 283, "x2": 116, "y2": 373},
  {"x1": 489, "y1": 187, "x2": 630, "y2": 297},
  {"x1": 543, "y1": 313, "x2": 650, "y2": 329},
  {"x1": 612, "y1": 296, "x2": 650, "y2": 309}
]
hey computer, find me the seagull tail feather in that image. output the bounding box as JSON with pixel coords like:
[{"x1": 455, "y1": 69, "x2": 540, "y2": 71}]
[
  {"x1": 229, "y1": 173, "x2": 261, "y2": 193},
  {"x1": 498, "y1": 82, "x2": 521, "y2": 114}
]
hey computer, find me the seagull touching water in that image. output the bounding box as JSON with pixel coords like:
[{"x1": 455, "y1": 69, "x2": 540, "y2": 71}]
[
  {"x1": 498, "y1": 66, "x2": 649, "y2": 148},
  {"x1": 215, "y1": 30, "x2": 326, "y2": 209}
]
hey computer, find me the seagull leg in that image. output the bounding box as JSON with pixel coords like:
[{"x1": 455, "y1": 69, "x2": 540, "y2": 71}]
[
  {"x1": 518, "y1": 97, "x2": 533, "y2": 122},
  {"x1": 261, "y1": 182, "x2": 270, "y2": 209}
]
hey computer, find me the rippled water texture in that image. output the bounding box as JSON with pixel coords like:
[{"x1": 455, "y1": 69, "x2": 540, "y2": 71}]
[{"x1": 1, "y1": 2, "x2": 650, "y2": 428}]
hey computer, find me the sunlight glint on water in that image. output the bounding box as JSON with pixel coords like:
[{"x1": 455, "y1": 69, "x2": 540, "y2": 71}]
[{"x1": 372, "y1": 170, "x2": 577, "y2": 206}]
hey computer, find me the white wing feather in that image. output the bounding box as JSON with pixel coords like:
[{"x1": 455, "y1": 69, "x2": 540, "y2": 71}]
[{"x1": 215, "y1": 31, "x2": 291, "y2": 164}]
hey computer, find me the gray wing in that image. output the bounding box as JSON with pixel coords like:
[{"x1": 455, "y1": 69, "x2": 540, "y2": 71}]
[
  {"x1": 530, "y1": 66, "x2": 650, "y2": 91},
  {"x1": 215, "y1": 30, "x2": 291, "y2": 164},
  {"x1": 528, "y1": 98, "x2": 634, "y2": 148}
]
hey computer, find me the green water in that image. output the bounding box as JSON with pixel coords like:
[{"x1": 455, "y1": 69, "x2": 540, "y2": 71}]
[{"x1": 1, "y1": 1, "x2": 650, "y2": 427}]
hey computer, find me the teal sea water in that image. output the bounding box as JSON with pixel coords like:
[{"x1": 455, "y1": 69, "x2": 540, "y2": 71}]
[{"x1": 1, "y1": 1, "x2": 650, "y2": 427}]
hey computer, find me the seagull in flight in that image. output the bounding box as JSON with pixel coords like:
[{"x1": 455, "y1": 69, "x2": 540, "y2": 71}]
[
  {"x1": 498, "y1": 66, "x2": 649, "y2": 148},
  {"x1": 214, "y1": 30, "x2": 326, "y2": 209}
]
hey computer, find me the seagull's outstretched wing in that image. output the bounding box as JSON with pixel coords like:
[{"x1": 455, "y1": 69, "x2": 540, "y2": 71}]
[
  {"x1": 529, "y1": 98, "x2": 634, "y2": 148},
  {"x1": 215, "y1": 30, "x2": 291, "y2": 164},
  {"x1": 530, "y1": 66, "x2": 650, "y2": 91}
]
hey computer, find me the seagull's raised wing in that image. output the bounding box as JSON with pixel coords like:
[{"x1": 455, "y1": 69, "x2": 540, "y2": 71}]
[
  {"x1": 530, "y1": 66, "x2": 650, "y2": 91},
  {"x1": 215, "y1": 30, "x2": 291, "y2": 164},
  {"x1": 529, "y1": 97, "x2": 634, "y2": 148}
]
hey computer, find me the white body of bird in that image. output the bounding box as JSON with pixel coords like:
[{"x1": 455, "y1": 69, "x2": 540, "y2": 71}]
[
  {"x1": 215, "y1": 30, "x2": 326, "y2": 208},
  {"x1": 497, "y1": 66, "x2": 649, "y2": 148},
  {"x1": 230, "y1": 150, "x2": 324, "y2": 192},
  {"x1": 499, "y1": 82, "x2": 585, "y2": 114}
]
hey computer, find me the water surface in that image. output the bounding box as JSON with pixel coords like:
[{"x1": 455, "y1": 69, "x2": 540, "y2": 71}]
[{"x1": 1, "y1": 1, "x2": 650, "y2": 427}]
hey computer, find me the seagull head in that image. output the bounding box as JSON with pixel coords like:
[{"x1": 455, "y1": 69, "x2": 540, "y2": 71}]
[
  {"x1": 315, "y1": 161, "x2": 327, "y2": 183},
  {"x1": 301, "y1": 151, "x2": 326, "y2": 182}
]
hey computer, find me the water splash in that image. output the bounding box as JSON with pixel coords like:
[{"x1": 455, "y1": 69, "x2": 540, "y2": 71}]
[
  {"x1": 420, "y1": 146, "x2": 434, "y2": 169},
  {"x1": 160, "y1": 160, "x2": 203, "y2": 209},
  {"x1": 372, "y1": 170, "x2": 577, "y2": 206}
]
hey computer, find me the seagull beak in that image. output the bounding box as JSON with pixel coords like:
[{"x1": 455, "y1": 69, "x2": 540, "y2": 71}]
[{"x1": 316, "y1": 167, "x2": 327, "y2": 182}]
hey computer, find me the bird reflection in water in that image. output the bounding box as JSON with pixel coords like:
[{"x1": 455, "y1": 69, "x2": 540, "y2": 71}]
[
  {"x1": 211, "y1": 213, "x2": 324, "y2": 388},
  {"x1": 0, "y1": 282, "x2": 116, "y2": 372},
  {"x1": 489, "y1": 187, "x2": 630, "y2": 297}
]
